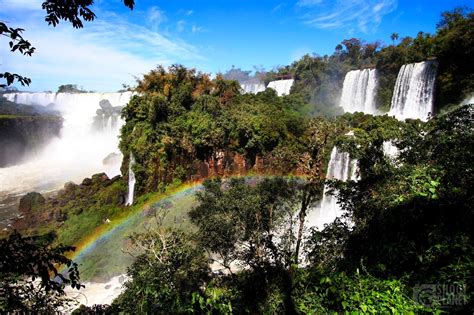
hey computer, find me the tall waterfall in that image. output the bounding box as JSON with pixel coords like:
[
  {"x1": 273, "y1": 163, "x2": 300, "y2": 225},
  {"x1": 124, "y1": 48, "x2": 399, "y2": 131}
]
[
  {"x1": 0, "y1": 92, "x2": 132, "y2": 194},
  {"x1": 267, "y1": 79, "x2": 294, "y2": 96},
  {"x1": 339, "y1": 69, "x2": 378, "y2": 114},
  {"x1": 389, "y1": 60, "x2": 438, "y2": 121},
  {"x1": 126, "y1": 154, "x2": 136, "y2": 206},
  {"x1": 240, "y1": 82, "x2": 266, "y2": 94},
  {"x1": 306, "y1": 147, "x2": 358, "y2": 230}
]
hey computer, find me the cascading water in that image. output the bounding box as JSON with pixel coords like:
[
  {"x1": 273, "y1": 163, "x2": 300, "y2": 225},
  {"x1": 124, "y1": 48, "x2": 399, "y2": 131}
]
[
  {"x1": 389, "y1": 60, "x2": 438, "y2": 121},
  {"x1": 339, "y1": 69, "x2": 378, "y2": 114},
  {"x1": 267, "y1": 79, "x2": 294, "y2": 96},
  {"x1": 240, "y1": 82, "x2": 266, "y2": 94},
  {"x1": 306, "y1": 147, "x2": 358, "y2": 230},
  {"x1": 0, "y1": 92, "x2": 132, "y2": 195},
  {"x1": 126, "y1": 154, "x2": 136, "y2": 206}
]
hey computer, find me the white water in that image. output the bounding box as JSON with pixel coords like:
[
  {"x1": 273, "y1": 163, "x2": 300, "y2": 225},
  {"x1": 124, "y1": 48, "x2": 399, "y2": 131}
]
[
  {"x1": 389, "y1": 60, "x2": 438, "y2": 121},
  {"x1": 383, "y1": 140, "x2": 399, "y2": 159},
  {"x1": 64, "y1": 275, "x2": 128, "y2": 310},
  {"x1": 306, "y1": 147, "x2": 358, "y2": 230},
  {"x1": 267, "y1": 79, "x2": 294, "y2": 96},
  {"x1": 461, "y1": 94, "x2": 474, "y2": 105},
  {"x1": 0, "y1": 92, "x2": 131, "y2": 195},
  {"x1": 339, "y1": 69, "x2": 378, "y2": 114},
  {"x1": 126, "y1": 153, "x2": 136, "y2": 206},
  {"x1": 240, "y1": 82, "x2": 266, "y2": 94}
]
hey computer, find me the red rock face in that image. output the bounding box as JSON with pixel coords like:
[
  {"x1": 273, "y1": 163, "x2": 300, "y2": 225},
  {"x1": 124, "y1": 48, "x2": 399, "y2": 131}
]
[
  {"x1": 190, "y1": 151, "x2": 254, "y2": 180},
  {"x1": 189, "y1": 150, "x2": 302, "y2": 180}
]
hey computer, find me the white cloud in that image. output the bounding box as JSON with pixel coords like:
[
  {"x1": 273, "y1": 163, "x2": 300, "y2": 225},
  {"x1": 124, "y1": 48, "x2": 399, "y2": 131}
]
[
  {"x1": 185, "y1": 10, "x2": 194, "y2": 16},
  {"x1": 177, "y1": 20, "x2": 185, "y2": 32},
  {"x1": 271, "y1": 3, "x2": 285, "y2": 12},
  {"x1": 0, "y1": 0, "x2": 42, "y2": 12},
  {"x1": 0, "y1": 2, "x2": 204, "y2": 92},
  {"x1": 191, "y1": 25, "x2": 203, "y2": 33},
  {"x1": 297, "y1": 0, "x2": 397, "y2": 33},
  {"x1": 147, "y1": 6, "x2": 166, "y2": 29}
]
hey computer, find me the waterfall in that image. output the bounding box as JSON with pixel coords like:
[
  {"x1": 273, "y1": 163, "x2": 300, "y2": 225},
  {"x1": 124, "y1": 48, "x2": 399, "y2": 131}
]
[
  {"x1": 0, "y1": 92, "x2": 132, "y2": 194},
  {"x1": 389, "y1": 60, "x2": 438, "y2": 121},
  {"x1": 306, "y1": 147, "x2": 358, "y2": 230},
  {"x1": 339, "y1": 69, "x2": 378, "y2": 114},
  {"x1": 126, "y1": 154, "x2": 136, "y2": 206},
  {"x1": 240, "y1": 82, "x2": 266, "y2": 94},
  {"x1": 106, "y1": 116, "x2": 113, "y2": 132},
  {"x1": 267, "y1": 79, "x2": 294, "y2": 96}
]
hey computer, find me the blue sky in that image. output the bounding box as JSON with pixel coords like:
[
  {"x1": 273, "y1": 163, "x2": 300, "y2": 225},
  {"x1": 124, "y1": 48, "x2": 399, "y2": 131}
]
[{"x1": 0, "y1": 0, "x2": 471, "y2": 92}]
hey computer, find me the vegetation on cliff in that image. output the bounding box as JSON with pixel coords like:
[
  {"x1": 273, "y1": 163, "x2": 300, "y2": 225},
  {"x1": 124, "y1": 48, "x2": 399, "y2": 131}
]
[
  {"x1": 265, "y1": 7, "x2": 473, "y2": 114},
  {"x1": 13, "y1": 173, "x2": 127, "y2": 246},
  {"x1": 119, "y1": 65, "x2": 328, "y2": 195}
]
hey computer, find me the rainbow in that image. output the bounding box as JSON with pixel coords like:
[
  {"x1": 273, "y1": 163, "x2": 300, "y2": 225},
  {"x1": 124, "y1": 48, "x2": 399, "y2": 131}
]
[
  {"x1": 66, "y1": 179, "x2": 204, "y2": 264},
  {"x1": 63, "y1": 174, "x2": 306, "y2": 272}
]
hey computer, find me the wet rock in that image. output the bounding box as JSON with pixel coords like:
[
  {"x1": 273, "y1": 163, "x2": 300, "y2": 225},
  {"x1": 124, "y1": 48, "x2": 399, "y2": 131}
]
[
  {"x1": 99, "y1": 99, "x2": 113, "y2": 113},
  {"x1": 18, "y1": 192, "x2": 45, "y2": 214},
  {"x1": 92, "y1": 172, "x2": 109, "y2": 184},
  {"x1": 82, "y1": 177, "x2": 93, "y2": 186},
  {"x1": 64, "y1": 181, "x2": 78, "y2": 191},
  {"x1": 112, "y1": 106, "x2": 123, "y2": 114}
]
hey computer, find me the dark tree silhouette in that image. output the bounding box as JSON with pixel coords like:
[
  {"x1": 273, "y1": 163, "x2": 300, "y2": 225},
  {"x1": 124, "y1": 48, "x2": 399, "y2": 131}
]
[
  {"x1": 0, "y1": 231, "x2": 82, "y2": 312},
  {"x1": 390, "y1": 32, "x2": 399, "y2": 44},
  {"x1": 1, "y1": 0, "x2": 136, "y2": 87}
]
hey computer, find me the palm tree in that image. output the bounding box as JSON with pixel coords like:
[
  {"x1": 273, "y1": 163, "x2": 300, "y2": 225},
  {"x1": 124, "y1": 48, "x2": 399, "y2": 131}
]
[{"x1": 390, "y1": 32, "x2": 399, "y2": 45}]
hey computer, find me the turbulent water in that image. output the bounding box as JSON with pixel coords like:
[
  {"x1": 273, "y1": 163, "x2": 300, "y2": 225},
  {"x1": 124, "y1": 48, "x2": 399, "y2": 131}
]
[
  {"x1": 339, "y1": 69, "x2": 378, "y2": 114},
  {"x1": 240, "y1": 82, "x2": 266, "y2": 94},
  {"x1": 267, "y1": 79, "x2": 294, "y2": 96},
  {"x1": 389, "y1": 60, "x2": 438, "y2": 121},
  {"x1": 0, "y1": 92, "x2": 131, "y2": 226},
  {"x1": 126, "y1": 153, "x2": 136, "y2": 206},
  {"x1": 306, "y1": 147, "x2": 358, "y2": 230}
]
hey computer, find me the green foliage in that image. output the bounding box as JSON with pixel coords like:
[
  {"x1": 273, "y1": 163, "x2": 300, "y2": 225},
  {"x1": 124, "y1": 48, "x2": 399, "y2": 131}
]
[
  {"x1": 57, "y1": 84, "x2": 85, "y2": 93},
  {"x1": 189, "y1": 178, "x2": 301, "y2": 270},
  {"x1": 20, "y1": 174, "x2": 129, "y2": 250},
  {"x1": 435, "y1": 7, "x2": 474, "y2": 106},
  {"x1": 293, "y1": 270, "x2": 428, "y2": 314},
  {"x1": 120, "y1": 65, "x2": 307, "y2": 194},
  {"x1": 111, "y1": 216, "x2": 210, "y2": 313},
  {"x1": 0, "y1": 231, "x2": 81, "y2": 312},
  {"x1": 306, "y1": 105, "x2": 474, "y2": 312},
  {"x1": 191, "y1": 287, "x2": 234, "y2": 314}
]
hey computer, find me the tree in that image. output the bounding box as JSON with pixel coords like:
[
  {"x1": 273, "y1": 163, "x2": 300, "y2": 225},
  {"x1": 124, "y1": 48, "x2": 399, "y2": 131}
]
[
  {"x1": 0, "y1": 231, "x2": 82, "y2": 312},
  {"x1": 1, "y1": 0, "x2": 135, "y2": 87},
  {"x1": 390, "y1": 32, "x2": 399, "y2": 44},
  {"x1": 294, "y1": 117, "x2": 339, "y2": 263},
  {"x1": 111, "y1": 211, "x2": 209, "y2": 313},
  {"x1": 189, "y1": 178, "x2": 301, "y2": 271},
  {"x1": 0, "y1": 22, "x2": 35, "y2": 87},
  {"x1": 57, "y1": 84, "x2": 84, "y2": 93}
]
